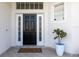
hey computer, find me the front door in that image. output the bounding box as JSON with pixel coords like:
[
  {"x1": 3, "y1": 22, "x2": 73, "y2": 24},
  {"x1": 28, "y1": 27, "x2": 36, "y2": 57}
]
[
  {"x1": 23, "y1": 14, "x2": 37, "y2": 45},
  {"x1": 16, "y1": 14, "x2": 44, "y2": 46}
]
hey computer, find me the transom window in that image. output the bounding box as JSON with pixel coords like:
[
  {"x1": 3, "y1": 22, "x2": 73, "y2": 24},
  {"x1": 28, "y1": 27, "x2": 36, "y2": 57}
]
[{"x1": 16, "y1": 2, "x2": 43, "y2": 9}]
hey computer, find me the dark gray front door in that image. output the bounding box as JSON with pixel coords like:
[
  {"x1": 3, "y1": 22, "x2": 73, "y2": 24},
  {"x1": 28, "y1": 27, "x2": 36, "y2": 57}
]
[{"x1": 23, "y1": 14, "x2": 37, "y2": 45}]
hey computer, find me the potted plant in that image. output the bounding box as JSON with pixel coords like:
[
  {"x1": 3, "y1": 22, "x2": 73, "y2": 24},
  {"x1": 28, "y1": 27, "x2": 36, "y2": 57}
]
[{"x1": 53, "y1": 28, "x2": 67, "y2": 56}]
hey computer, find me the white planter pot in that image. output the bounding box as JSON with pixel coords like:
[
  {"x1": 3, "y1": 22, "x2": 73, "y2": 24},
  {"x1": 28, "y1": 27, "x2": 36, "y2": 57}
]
[{"x1": 56, "y1": 43, "x2": 64, "y2": 56}]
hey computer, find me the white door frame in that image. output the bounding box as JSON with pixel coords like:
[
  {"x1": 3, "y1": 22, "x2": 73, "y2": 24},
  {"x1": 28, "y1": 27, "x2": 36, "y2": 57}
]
[
  {"x1": 16, "y1": 13, "x2": 44, "y2": 46},
  {"x1": 16, "y1": 14, "x2": 23, "y2": 46}
]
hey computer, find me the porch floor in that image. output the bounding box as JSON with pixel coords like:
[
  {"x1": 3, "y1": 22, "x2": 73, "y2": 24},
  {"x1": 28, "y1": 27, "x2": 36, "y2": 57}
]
[{"x1": 0, "y1": 46, "x2": 79, "y2": 57}]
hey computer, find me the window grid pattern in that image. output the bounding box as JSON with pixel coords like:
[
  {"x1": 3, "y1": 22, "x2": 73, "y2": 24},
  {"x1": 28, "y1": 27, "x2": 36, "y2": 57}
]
[{"x1": 16, "y1": 2, "x2": 43, "y2": 9}]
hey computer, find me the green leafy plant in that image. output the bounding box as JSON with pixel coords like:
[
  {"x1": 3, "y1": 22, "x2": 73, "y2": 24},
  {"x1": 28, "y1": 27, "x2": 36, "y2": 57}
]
[{"x1": 53, "y1": 28, "x2": 67, "y2": 44}]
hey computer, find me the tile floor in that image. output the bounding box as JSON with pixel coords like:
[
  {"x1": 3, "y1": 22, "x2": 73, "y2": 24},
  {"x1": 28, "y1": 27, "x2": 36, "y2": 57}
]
[{"x1": 0, "y1": 46, "x2": 79, "y2": 57}]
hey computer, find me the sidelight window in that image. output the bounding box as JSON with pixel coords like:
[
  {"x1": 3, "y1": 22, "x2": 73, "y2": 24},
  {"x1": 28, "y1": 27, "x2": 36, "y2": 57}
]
[
  {"x1": 39, "y1": 16, "x2": 42, "y2": 41},
  {"x1": 18, "y1": 16, "x2": 21, "y2": 41}
]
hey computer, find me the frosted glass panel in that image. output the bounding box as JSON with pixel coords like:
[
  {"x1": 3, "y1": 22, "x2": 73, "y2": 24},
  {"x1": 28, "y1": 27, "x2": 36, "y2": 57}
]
[
  {"x1": 54, "y1": 3, "x2": 64, "y2": 21},
  {"x1": 39, "y1": 16, "x2": 42, "y2": 41},
  {"x1": 18, "y1": 16, "x2": 21, "y2": 41}
]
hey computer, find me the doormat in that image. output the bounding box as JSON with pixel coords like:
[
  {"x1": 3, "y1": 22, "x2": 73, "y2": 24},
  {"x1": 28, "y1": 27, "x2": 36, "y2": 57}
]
[{"x1": 18, "y1": 48, "x2": 42, "y2": 53}]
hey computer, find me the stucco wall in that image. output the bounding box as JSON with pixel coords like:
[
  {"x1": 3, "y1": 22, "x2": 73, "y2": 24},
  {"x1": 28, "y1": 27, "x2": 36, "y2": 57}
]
[
  {"x1": 64, "y1": 2, "x2": 79, "y2": 54},
  {"x1": 0, "y1": 3, "x2": 11, "y2": 55}
]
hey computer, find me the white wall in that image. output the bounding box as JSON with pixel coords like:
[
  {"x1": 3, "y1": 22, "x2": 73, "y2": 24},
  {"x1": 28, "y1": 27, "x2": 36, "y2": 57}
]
[
  {"x1": 0, "y1": 3, "x2": 11, "y2": 55},
  {"x1": 44, "y1": 2, "x2": 55, "y2": 48},
  {"x1": 64, "y1": 2, "x2": 79, "y2": 54}
]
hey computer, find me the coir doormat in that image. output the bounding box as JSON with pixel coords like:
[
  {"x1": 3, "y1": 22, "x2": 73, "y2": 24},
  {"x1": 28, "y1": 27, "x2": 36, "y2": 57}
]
[{"x1": 18, "y1": 48, "x2": 42, "y2": 53}]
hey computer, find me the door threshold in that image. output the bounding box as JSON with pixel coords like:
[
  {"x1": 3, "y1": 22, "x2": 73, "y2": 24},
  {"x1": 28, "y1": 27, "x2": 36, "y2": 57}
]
[
  {"x1": 16, "y1": 45, "x2": 43, "y2": 48},
  {"x1": 23, "y1": 45, "x2": 36, "y2": 46}
]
